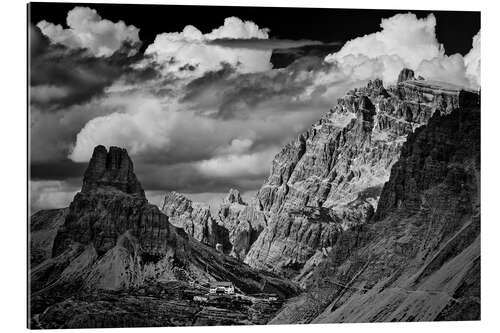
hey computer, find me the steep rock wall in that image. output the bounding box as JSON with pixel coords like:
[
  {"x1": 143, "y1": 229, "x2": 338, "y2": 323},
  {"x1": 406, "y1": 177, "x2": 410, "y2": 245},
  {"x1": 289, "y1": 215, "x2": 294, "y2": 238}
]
[{"x1": 244, "y1": 74, "x2": 478, "y2": 275}]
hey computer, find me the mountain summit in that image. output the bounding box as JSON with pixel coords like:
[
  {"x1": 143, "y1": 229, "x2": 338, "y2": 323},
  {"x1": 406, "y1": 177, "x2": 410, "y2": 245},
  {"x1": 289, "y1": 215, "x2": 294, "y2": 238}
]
[{"x1": 82, "y1": 145, "x2": 145, "y2": 197}]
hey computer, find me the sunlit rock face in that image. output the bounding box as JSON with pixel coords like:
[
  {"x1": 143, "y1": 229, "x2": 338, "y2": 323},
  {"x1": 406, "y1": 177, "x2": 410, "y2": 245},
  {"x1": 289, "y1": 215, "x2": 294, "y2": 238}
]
[
  {"x1": 216, "y1": 189, "x2": 268, "y2": 260},
  {"x1": 244, "y1": 69, "x2": 479, "y2": 276},
  {"x1": 270, "y1": 98, "x2": 480, "y2": 323},
  {"x1": 159, "y1": 188, "x2": 267, "y2": 261},
  {"x1": 160, "y1": 191, "x2": 230, "y2": 250}
]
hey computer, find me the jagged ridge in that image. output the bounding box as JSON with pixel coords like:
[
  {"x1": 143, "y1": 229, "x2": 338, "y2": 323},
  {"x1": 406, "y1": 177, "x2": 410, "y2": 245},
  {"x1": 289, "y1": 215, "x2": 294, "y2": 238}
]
[
  {"x1": 270, "y1": 94, "x2": 480, "y2": 323},
  {"x1": 244, "y1": 71, "x2": 479, "y2": 276}
]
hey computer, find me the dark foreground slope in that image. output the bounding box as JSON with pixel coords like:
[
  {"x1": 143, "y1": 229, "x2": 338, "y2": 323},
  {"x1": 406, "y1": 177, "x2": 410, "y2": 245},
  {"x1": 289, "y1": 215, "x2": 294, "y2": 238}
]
[
  {"x1": 29, "y1": 146, "x2": 298, "y2": 328},
  {"x1": 270, "y1": 99, "x2": 480, "y2": 323}
]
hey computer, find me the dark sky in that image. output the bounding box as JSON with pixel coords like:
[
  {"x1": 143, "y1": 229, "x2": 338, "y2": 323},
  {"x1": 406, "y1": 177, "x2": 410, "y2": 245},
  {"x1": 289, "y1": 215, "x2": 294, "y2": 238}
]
[{"x1": 29, "y1": 2, "x2": 480, "y2": 56}]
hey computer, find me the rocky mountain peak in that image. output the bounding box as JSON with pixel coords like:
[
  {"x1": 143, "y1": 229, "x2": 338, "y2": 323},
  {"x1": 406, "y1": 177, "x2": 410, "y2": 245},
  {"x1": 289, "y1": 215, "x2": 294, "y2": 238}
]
[
  {"x1": 82, "y1": 145, "x2": 144, "y2": 197},
  {"x1": 161, "y1": 191, "x2": 193, "y2": 216},
  {"x1": 244, "y1": 72, "x2": 480, "y2": 275},
  {"x1": 358, "y1": 95, "x2": 376, "y2": 118},
  {"x1": 366, "y1": 78, "x2": 389, "y2": 97},
  {"x1": 225, "y1": 188, "x2": 245, "y2": 205},
  {"x1": 397, "y1": 68, "x2": 415, "y2": 84},
  {"x1": 357, "y1": 95, "x2": 377, "y2": 132}
]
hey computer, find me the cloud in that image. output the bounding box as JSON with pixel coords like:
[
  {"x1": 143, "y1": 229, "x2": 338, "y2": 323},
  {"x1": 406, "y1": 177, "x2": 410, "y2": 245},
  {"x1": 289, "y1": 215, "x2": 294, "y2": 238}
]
[
  {"x1": 30, "y1": 95, "x2": 125, "y2": 163},
  {"x1": 68, "y1": 93, "x2": 173, "y2": 162},
  {"x1": 182, "y1": 57, "x2": 335, "y2": 119},
  {"x1": 416, "y1": 54, "x2": 470, "y2": 87},
  {"x1": 324, "y1": 13, "x2": 480, "y2": 88},
  {"x1": 145, "y1": 17, "x2": 272, "y2": 76},
  {"x1": 30, "y1": 180, "x2": 79, "y2": 213},
  {"x1": 28, "y1": 20, "x2": 163, "y2": 165},
  {"x1": 37, "y1": 6, "x2": 141, "y2": 57},
  {"x1": 196, "y1": 148, "x2": 277, "y2": 179},
  {"x1": 464, "y1": 31, "x2": 481, "y2": 88},
  {"x1": 30, "y1": 85, "x2": 69, "y2": 104},
  {"x1": 205, "y1": 17, "x2": 269, "y2": 39},
  {"x1": 67, "y1": 80, "x2": 323, "y2": 163},
  {"x1": 216, "y1": 137, "x2": 254, "y2": 155},
  {"x1": 29, "y1": 18, "x2": 162, "y2": 111},
  {"x1": 328, "y1": 13, "x2": 443, "y2": 69},
  {"x1": 207, "y1": 38, "x2": 326, "y2": 50},
  {"x1": 30, "y1": 24, "x2": 150, "y2": 109}
]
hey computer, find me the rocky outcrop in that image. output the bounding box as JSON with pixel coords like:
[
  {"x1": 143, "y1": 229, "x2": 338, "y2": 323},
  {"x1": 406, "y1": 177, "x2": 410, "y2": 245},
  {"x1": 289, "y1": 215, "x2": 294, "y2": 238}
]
[
  {"x1": 81, "y1": 145, "x2": 144, "y2": 196},
  {"x1": 397, "y1": 68, "x2": 415, "y2": 83},
  {"x1": 270, "y1": 98, "x2": 480, "y2": 323},
  {"x1": 161, "y1": 191, "x2": 230, "y2": 250},
  {"x1": 158, "y1": 188, "x2": 267, "y2": 261},
  {"x1": 226, "y1": 188, "x2": 245, "y2": 205},
  {"x1": 30, "y1": 146, "x2": 299, "y2": 328},
  {"x1": 244, "y1": 70, "x2": 478, "y2": 275},
  {"x1": 216, "y1": 190, "x2": 267, "y2": 260}
]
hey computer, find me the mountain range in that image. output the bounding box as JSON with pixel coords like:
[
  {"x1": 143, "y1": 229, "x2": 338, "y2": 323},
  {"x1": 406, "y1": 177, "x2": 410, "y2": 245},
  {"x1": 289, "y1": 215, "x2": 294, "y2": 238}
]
[{"x1": 29, "y1": 68, "x2": 480, "y2": 327}]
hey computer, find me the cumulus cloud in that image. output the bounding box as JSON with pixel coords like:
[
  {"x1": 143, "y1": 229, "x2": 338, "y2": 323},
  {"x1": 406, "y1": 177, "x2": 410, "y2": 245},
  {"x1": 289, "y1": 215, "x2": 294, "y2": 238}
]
[
  {"x1": 30, "y1": 24, "x2": 153, "y2": 110},
  {"x1": 145, "y1": 17, "x2": 272, "y2": 76},
  {"x1": 68, "y1": 93, "x2": 173, "y2": 161},
  {"x1": 205, "y1": 17, "x2": 269, "y2": 39},
  {"x1": 37, "y1": 6, "x2": 141, "y2": 57},
  {"x1": 215, "y1": 137, "x2": 254, "y2": 155},
  {"x1": 30, "y1": 94, "x2": 127, "y2": 163},
  {"x1": 328, "y1": 13, "x2": 443, "y2": 69},
  {"x1": 416, "y1": 53, "x2": 471, "y2": 87},
  {"x1": 67, "y1": 81, "x2": 322, "y2": 164},
  {"x1": 464, "y1": 31, "x2": 481, "y2": 88},
  {"x1": 30, "y1": 180, "x2": 79, "y2": 213},
  {"x1": 196, "y1": 148, "x2": 277, "y2": 179},
  {"x1": 324, "y1": 13, "x2": 480, "y2": 88}
]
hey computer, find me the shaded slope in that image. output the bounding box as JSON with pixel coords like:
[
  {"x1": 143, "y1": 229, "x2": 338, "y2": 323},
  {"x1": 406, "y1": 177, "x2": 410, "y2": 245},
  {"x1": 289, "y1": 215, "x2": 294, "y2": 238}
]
[{"x1": 30, "y1": 208, "x2": 68, "y2": 267}]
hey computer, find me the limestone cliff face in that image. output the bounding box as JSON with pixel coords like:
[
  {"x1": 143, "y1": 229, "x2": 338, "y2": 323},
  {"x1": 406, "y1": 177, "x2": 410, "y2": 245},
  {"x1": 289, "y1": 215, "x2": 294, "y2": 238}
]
[
  {"x1": 270, "y1": 99, "x2": 480, "y2": 323},
  {"x1": 216, "y1": 189, "x2": 267, "y2": 260},
  {"x1": 160, "y1": 188, "x2": 267, "y2": 261},
  {"x1": 81, "y1": 145, "x2": 144, "y2": 196},
  {"x1": 160, "y1": 191, "x2": 230, "y2": 250},
  {"x1": 51, "y1": 146, "x2": 176, "y2": 260},
  {"x1": 244, "y1": 73, "x2": 479, "y2": 275}
]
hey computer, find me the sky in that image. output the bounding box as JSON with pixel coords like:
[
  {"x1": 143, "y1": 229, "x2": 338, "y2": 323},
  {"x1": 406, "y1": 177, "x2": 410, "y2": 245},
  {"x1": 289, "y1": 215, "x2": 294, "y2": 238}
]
[{"x1": 28, "y1": 3, "x2": 480, "y2": 212}]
